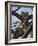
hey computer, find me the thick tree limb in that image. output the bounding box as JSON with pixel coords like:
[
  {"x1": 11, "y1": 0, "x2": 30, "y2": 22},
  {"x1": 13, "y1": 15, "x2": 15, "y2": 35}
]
[{"x1": 21, "y1": 23, "x2": 32, "y2": 38}]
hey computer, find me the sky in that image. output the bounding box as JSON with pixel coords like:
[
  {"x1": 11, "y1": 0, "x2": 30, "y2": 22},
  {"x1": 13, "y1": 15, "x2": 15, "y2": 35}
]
[
  {"x1": 11, "y1": 6, "x2": 33, "y2": 15},
  {"x1": 11, "y1": 6, "x2": 33, "y2": 24}
]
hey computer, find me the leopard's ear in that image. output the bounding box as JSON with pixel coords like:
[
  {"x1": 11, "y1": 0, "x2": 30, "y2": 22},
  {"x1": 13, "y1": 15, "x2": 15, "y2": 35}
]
[{"x1": 11, "y1": 30, "x2": 14, "y2": 34}]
